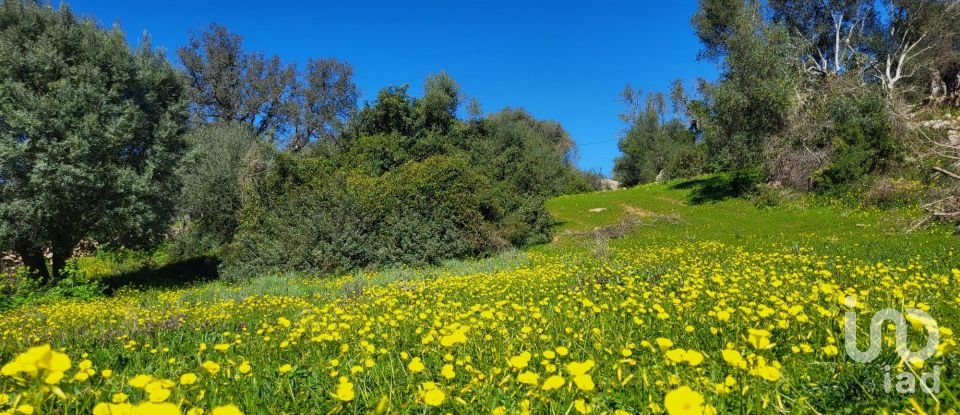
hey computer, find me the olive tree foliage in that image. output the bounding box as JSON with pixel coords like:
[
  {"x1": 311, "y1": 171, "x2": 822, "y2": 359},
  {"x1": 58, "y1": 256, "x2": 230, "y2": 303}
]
[
  {"x1": 691, "y1": 1, "x2": 799, "y2": 171},
  {"x1": 177, "y1": 24, "x2": 359, "y2": 147},
  {"x1": 0, "y1": 1, "x2": 187, "y2": 282},
  {"x1": 350, "y1": 72, "x2": 461, "y2": 139},
  {"x1": 175, "y1": 123, "x2": 273, "y2": 254},
  {"x1": 290, "y1": 58, "x2": 359, "y2": 150},
  {"x1": 690, "y1": 0, "x2": 746, "y2": 61},
  {"x1": 683, "y1": 0, "x2": 959, "y2": 191},
  {"x1": 347, "y1": 74, "x2": 588, "y2": 198},
  {"x1": 614, "y1": 85, "x2": 697, "y2": 186},
  {"x1": 173, "y1": 24, "x2": 358, "y2": 253},
  {"x1": 178, "y1": 24, "x2": 295, "y2": 138},
  {"x1": 420, "y1": 71, "x2": 461, "y2": 133}
]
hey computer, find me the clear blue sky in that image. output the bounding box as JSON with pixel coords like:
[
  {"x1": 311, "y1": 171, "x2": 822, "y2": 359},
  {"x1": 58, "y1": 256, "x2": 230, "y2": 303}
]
[{"x1": 68, "y1": 0, "x2": 717, "y2": 176}]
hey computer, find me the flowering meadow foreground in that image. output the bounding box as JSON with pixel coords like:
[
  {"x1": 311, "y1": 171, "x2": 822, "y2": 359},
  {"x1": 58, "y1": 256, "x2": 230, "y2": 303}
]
[{"x1": 1, "y1": 181, "x2": 959, "y2": 414}]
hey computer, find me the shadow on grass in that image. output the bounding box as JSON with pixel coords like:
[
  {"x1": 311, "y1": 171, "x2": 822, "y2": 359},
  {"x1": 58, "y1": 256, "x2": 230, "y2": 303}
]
[
  {"x1": 102, "y1": 256, "x2": 220, "y2": 293},
  {"x1": 671, "y1": 171, "x2": 760, "y2": 205}
]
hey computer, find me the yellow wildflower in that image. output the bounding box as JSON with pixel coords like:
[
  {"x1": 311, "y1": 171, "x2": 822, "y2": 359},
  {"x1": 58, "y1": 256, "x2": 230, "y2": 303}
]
[
  {"x1": 508, "y1": 352, "x2": 531, "y2": 369},
  {"x1": 517, "y1": 371, "x2": 539, "y2": 385},
  {"x1": 334, "y1": 377, "x2": 355, "y2": 402},
  {"x1": 542, "y1": 375, "x2": 565, "y2": 391},
  {"x1": 664, "y1": 386, "x2": 704, "y2": 415},
  {"x1": 211, "y1": 406, "x2": 243, "y2": 415},
  {"x1": 573, "y1": 374, "x2": 595, "y2": 391},
  {"x1": 408, "y1": 357, "x2": 425, "y2": 373}
]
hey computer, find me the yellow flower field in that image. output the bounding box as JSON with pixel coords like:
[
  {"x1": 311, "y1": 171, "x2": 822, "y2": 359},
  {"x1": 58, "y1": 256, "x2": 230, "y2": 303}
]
[{"x1": 2, "y1": 240, "x2": 958, "y2": 414}]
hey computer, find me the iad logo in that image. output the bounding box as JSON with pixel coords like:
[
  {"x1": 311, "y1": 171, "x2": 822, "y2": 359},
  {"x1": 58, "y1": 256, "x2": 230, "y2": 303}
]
[
  {"x1": 843, "y1": 296, "x2": 941, "y2": 394},
  {"x1": 843, "y1": 296, "x2": 939, "y2": 363}
]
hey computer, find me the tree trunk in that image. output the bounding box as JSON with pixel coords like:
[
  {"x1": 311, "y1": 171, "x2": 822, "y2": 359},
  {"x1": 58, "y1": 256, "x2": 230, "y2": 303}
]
[
  {"x1": 952, "y1": 71, "x2": 960, "y2": 107},
  {"x1": 50, "y1": 237, "x2": 75, "y2": 282},
  {"x1": 13, "y1": 240, "x2": 49, "y2": 283},
  {"x1": 930, "y1": 69, "x2": 945, "y2": 104}
]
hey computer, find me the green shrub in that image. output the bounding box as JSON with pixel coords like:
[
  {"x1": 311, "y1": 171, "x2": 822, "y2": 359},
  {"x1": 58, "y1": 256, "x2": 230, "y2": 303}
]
[
  {"x1": 498, "y1": 196, "x2": 553, "y2": 246},
  {"x1": 0, "y1": 262, "x2": 104, "y2": 311},
  {"x1": 217, "y1": 76, "x2": 591, "y2": 280},
  {"x1": 812, "y1": 90, "x2": 899, "y2": 192},
  {"x1": 460, "y1": 108, "x2": 590, "y2": 197},
  {"x1": 666, "y1": 144, "x2": 709, "y2": 180},
  {"x1": 0, "y1": 268, "x2": 40, "y2": 311},
  {"x1": 70, "y1": 245, "x2": 177, "y2": 279},
  {"x1": 221, "y1": 154, "x2": 547, "y2": 279},
  {"x1": 43, "y1": 263, "x2": 105, "y2": 302}
]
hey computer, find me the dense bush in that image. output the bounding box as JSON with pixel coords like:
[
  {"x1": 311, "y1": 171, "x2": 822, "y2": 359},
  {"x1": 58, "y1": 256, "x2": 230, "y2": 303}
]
[
  {"x1": 811, "y1": 91, "x2": 898, "y2": 191},
  {"x1": 463, "y1": 108, "x2": 594, "y2": 197},
  {"x1": 665, "y1": 144, "x2": 709, "y2": 180},
  {"x1": 763, "y1": 82, "x2": 899, "y2": 192},
  {"x1": 222, "y1": 154, "x2": 544, "y2": 279},
  {"x1": 217, "y1": 76, "x2": 591, "y2": 279}
]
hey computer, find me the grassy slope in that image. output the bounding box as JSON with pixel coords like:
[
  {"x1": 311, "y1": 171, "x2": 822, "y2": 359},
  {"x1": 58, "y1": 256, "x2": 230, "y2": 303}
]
[{"x1": 545, "y1": 176, "x2": 957, "y2": 269}]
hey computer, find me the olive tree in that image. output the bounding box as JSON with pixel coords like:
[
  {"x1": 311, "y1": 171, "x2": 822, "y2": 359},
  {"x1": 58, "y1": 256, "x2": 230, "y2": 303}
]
[{"x1": 0, "y1": 2, "x2": 187, "y2": 282}]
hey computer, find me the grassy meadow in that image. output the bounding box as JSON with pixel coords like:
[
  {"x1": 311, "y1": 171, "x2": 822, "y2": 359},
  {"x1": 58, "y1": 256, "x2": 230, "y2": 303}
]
[{"x1": 1, "y1": 176, "x2": 958, "y2": 414}]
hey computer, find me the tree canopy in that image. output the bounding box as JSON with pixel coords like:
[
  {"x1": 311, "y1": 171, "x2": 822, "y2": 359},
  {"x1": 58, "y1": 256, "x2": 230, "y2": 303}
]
[
  {"x1": 0, "y1": 1, "x2": 187, "y2": 281},
  {"x1": 614, "y1": 0, "x2": 959, "y2": 190},
  {"x1": 221, "y1": 76, "x2": 595, "y2": 278}
]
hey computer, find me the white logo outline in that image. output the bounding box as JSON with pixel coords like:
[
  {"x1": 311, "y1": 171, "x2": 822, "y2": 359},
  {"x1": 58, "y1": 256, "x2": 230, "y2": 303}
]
[{"x1": 843, "y1": 295, "x2": 939, "y2": 364}]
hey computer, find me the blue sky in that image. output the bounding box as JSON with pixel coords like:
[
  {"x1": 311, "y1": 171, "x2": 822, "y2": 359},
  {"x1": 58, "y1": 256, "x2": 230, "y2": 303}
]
[{"x1": 69, "y1": 0, "x2": 717, "y2": 175}]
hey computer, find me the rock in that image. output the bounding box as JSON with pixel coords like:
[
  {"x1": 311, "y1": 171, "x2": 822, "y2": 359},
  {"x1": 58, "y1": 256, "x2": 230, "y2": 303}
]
[
  {"x1": 1, "y1": 252, "x2": 21, "y2": 274},
  {"x1": 599, "y1": 179, "x2": 620, "y2": 190},
  {"x1": 588, "y1": 208, "x2": 607, "y2": 213}
]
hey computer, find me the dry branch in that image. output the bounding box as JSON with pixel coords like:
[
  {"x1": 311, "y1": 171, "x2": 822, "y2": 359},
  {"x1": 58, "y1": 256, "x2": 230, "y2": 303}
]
[{"x1": 933, "y1": 166, "x2": 960, "y2": 181}]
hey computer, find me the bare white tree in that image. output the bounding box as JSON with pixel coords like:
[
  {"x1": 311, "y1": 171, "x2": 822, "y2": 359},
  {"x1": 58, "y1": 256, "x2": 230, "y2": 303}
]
[
  {"x1": 877, "y1": 1, "x2": 960, "y2": 94},
  {"x1": 878, "y1": 29, "x2": 929, "y2": 91},
  {"x1": 799, "y1": 11, "x2": 869, "y2": 78}
]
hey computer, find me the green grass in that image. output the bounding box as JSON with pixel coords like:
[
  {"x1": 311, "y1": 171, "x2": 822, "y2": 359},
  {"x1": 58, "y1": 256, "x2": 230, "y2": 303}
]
[{"x1": 544, "y1": 175, "x2": 957, "y2": 269}]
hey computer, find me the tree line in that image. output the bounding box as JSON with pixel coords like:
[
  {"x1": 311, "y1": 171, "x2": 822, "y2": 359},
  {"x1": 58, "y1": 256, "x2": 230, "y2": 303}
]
[
  {"x1": 0, "y1": 2, "x2": 598, "y2": 282},
  {"x1": 615, "y1": 0, "x2": 960, "y2": 198}
]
